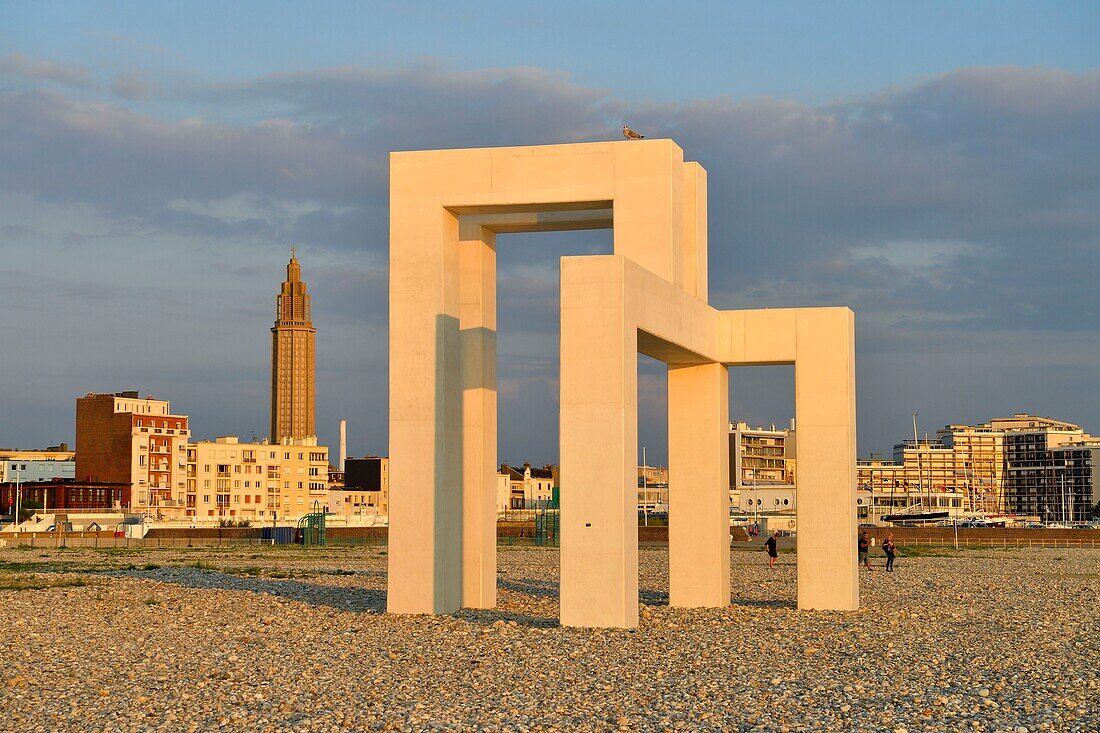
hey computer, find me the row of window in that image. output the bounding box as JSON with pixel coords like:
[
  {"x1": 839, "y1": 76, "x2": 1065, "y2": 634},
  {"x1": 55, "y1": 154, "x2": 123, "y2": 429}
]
[
  {"x1": 197, "y1": 450, "x2": 321, "y2": 461},
  {"x1": 198, "y1": 479, "x2": 308, "y2": 490},
  {"x1": 192, "y1": 463, "x2": 317, "y2": 477},
  {"x1": 193, "y1": 494, "x2": 308, "y2": 506}
]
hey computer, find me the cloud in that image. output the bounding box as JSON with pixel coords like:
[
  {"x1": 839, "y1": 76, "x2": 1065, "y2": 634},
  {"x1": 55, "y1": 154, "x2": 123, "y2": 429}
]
[
  {"x1": 2, "y1": 60, "x2": 1099, "y2": 456},
  {"x1": 0, "y1": 53, "x2": 91, "y2": 88},
  {"x1": 111, "y1": 73, "x2": 154, "y2": 100}
]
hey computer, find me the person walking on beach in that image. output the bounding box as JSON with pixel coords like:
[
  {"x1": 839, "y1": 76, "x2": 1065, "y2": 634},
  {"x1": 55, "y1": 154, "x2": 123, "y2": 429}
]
[
  {"x1": 764, "y1": 530, "x2": 779, "y2": 568},
  {"x1": 882, "y1": 534, "x2": 897, "y2": 572},
  {"x1": 858, "y1": 531, "x2": 872, "y2": 571}
]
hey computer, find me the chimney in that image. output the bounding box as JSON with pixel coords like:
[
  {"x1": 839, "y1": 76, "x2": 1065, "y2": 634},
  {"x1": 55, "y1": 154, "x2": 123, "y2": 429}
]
[{"x1": 339, "y1": 419, "x2": 347, "y2": 472}]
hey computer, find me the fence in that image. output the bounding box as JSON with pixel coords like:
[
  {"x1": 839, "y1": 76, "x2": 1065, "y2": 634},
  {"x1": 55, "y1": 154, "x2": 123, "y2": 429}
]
[
  {"x1": 3, "y1": 526, "x2": 1097, "y2": 551},
  {"x1": 0, "y1": 533, "x2": 277, "y2": 549},
  {"x1": 890, "y1": 536, "x2": 1099, "y2": 549}
]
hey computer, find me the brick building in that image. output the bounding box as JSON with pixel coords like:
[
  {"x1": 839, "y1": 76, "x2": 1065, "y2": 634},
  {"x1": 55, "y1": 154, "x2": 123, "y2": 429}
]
[{"x1": 75, "y1": 391, "x2": 190, "y2": 515}]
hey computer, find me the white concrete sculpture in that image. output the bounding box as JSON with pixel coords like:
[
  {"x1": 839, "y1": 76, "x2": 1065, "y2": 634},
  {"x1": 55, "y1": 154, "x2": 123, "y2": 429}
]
[{"x1": 388, "y1": 140, "x2": 857, "y2": 628}]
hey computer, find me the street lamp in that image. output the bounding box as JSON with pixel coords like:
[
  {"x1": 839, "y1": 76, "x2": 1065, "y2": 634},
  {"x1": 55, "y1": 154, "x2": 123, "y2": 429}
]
[{"x1": 13, "y1": 465, "x2": 22, "y2": 528}]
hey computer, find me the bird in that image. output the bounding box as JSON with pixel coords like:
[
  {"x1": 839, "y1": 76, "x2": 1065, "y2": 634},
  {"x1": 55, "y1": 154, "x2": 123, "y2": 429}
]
[{"x1": 622, "y1": 125, "x2": 645, "y2": 140}]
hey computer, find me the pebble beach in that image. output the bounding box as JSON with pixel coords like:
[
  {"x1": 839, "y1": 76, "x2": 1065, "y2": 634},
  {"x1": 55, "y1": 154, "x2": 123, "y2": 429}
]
[{"x1": 1, "y1": 544, "x2": 1097, "y2": 732}]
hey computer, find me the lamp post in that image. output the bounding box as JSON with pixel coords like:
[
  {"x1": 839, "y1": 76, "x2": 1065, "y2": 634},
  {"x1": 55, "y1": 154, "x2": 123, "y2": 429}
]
[
  {"x1": 13, "y1": 465, "x2": 22, "y2": 528},
  {"x1": 750, "y1": 467, "x2": 758, "y2": 530}
]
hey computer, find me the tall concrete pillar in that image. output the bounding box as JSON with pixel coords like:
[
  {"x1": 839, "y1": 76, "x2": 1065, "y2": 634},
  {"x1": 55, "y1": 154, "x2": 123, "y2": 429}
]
[
  {"x1": 668, "y1": 361, "x2": 730, "y2": 608},
  {"x1": 560, "y1": 257, "x2": 639, "y2": 629},
  {"x1": 388, "y1": 204, "x2": 462, "y2": 615},
  {"x1": 459, "y1": 223, "x2": 497, "y2": 608},
  {"x1": 794, "y1": 308, "x2": 858, "y2": 611}
]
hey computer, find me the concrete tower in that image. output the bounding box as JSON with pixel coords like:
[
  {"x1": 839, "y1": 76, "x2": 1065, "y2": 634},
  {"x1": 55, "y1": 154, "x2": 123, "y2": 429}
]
[{"x1": 270, "y1": 249, "x2": 316, "y2": 443}]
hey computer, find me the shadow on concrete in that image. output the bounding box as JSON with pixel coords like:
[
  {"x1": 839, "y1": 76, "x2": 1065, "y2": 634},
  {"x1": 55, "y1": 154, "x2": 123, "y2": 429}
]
[{"x1": 110, "y1": 567, "x2": 387, "y2": 614}]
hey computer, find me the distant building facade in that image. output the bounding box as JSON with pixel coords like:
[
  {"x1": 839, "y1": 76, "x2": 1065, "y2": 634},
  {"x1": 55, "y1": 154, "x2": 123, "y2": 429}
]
[
  {"x1": 858, "y1": 413, "x2": 1100, "y2": 522},
  {"x1": 335, "y1": 457, "x2": 390, "y2": 516},
  {"x1": 998, "y1": 415, "x2": 1099, "y2": 522},
  {"x1": 497, "y1": 463, "x2": 557, "y2": 510},
  {"x1": 271, "y1": 251, "x2": 317, "y2": 443},
  {"x1": 729, "y1": 421, "x2": 797, "y2": 515},
  {"x1": 637, "y1": 464, "x2": 669, "y2": 513},
  {"x1": 1, "y1": 481, "x2": 129, "y2": 514},
  {"x1": 0, "y1": 446, "x2": 75, "y2": 484},
  {"x1": 185, "y1": 436, "x2": 329, "y2": 520},
  {"x1": 75, "y1": 392, "x2": 191, "y2": 515}
]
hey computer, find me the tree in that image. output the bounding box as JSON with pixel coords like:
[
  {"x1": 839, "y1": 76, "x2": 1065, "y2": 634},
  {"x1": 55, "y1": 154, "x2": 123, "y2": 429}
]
[{"x1": 17, "y1": 499, "x2": 43, "y2": 524}]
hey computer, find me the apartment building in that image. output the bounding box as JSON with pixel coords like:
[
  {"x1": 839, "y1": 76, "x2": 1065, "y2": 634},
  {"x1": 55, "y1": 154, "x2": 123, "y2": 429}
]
[
  {"x1": 185, "y1": 436, "x2": 329, "y2": 521},
  {"x1": 729, "y1": 421, "x2": 796, "y2": 514},
  {"x1": 995, "y1": 415, "x2": 1097, "y2": 521},
  {"x1": 1049, "y1": 442, "x2": 1100, "y2": 523},
  {"x1": 75, "y1": 392, "x2": 191, "y2": 515},
  {"x1": 858, "y1": 413, "x2": 1098, "y2": 520}
]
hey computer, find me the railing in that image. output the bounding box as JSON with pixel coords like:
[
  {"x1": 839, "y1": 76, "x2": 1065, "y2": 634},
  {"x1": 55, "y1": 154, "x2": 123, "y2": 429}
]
[{"x1": 894, "y1": 536, "x2": 1099, "y2": 549}]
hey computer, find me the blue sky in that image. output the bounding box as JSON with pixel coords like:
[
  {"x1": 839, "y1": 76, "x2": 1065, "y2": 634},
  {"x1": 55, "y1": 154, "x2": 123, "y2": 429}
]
[{"x1": 1, "y1": 2, "x2": 1098, "y2": 463}]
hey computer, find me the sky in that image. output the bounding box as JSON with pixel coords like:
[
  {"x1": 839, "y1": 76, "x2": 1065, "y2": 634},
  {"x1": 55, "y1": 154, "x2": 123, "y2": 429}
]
[{"x1": 1, "y1": 2, "x2": 1098, "y2": 465}]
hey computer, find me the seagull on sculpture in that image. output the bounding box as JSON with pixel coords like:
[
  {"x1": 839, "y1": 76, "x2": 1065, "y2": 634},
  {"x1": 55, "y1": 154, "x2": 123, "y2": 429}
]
[{"x1": 622, "y1": 125, "x2": 645, "y2": 140}]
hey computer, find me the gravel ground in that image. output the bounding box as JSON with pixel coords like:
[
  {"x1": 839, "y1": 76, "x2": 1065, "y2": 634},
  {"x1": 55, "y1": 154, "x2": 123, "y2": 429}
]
[{"x1": 1, "y1": 544, "x2": 1097, "y2": 732}]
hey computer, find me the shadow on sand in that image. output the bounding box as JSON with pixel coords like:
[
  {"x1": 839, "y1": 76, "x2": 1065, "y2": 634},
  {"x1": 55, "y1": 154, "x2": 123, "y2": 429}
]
[{"x1": 111, "y1": 567, "x2": 387, "y2": 613}]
